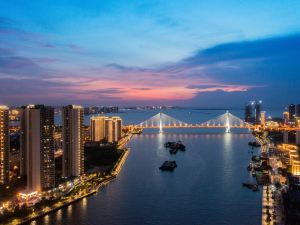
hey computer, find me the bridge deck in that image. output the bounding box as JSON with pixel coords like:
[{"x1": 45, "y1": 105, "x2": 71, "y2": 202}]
[
  {"x1": 133, "y1": 112, "x2": 300, "y2": 131},
  {"x1": 132, "y1": 125, "x2": 300, "y2": 131},
  {"x1": 135, "y1": 125, "x2": 253, "y2": 129}
]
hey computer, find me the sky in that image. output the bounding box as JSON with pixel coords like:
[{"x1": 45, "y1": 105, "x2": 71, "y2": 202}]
[{"x1": 1, "y1": 0, "x2": 300, "y2": 107}]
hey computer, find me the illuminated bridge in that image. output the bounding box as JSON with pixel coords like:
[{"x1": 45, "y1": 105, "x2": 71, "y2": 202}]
[{"x1": 135, "y1": 111, "x2": 253, "y2": 133}]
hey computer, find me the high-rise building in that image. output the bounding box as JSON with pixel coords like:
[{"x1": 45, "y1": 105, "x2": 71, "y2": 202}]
[
  {"x1": 21, "y1": 105, "x2": 55, "y2": 191},
  {"x1": 90, "y1": 116, "x2": 108, "y2": 142},
  {"x1": 62, "y1": 105, "x2": 84, "y2": 177},
  {"x1": 296, "y1": 104, "x2": 300, "y2": 118},
  {"x1": 283, "y1": 111, "x2": 289, "y2": 125},
  {"x1": 104, "y1": 118, "x2": 113, "y2": 143},
  {"x1": 260, "y1": 111, "x2": 266, "y2": 126},
  {"x1": 288, "y1": 104, "x2": 296, "y2": 120},
  {"x1": 244, "y1": 103, "x2": 253, "y2": 123},
  {"x1": 104, "y1": 117, "x2": 122, "y2": 143},
  {"x1": 0, "y1": 106, "x2": 10, "y2": 185},
  {"x1": 112, "y1": 117, "x2": 122, "y2": 142},
  {"x1": 90, "y1": 116, "x2": 122, "y2": 143},
  {"x1": 255, "y1": 101, "x2": 262, "y2": 124}
]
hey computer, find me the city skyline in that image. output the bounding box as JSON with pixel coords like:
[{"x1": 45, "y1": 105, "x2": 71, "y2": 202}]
[
  {"x1": 1, "y1": 2, "x2": 300, "y2": 224},
  {"x1": 1, "y1": 1, "x2": 300, "y2": 107}
]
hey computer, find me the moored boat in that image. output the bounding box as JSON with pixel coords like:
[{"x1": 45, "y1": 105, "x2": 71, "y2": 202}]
[{"x1": 159, "y1": 161, "x2": 177, "y2": 171}]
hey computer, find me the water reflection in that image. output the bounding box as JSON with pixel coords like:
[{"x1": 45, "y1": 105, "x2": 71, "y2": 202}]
[
  {"x1": 43, "y1": 214, "x2": 50, "y2": 225},
  {"x1": 81, "y1": 197, "x2": 87, "y2": 214},
  {"x1": 34, "y1": 130, "x2": 261, "y2": 225},
  {"x1": 55, "y1": 209, "x2": 62, "y2": 221},
  {"x1": 67, "y1": 204, "x2": 72, "y2": 217}
]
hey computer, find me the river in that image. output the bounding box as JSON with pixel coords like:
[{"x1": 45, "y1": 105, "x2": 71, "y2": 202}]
[{"x1": 33, "y1": 109, "x2": 263, "y2": 225}]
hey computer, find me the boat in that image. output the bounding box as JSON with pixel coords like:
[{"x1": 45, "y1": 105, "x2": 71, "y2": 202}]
[
  {"x1": 248, "y1": 141, "x2": 261, "y2": 147},
  {"x1": 165, "y1": 141, "x2": 186, "y2": 152},
  {"x1": 177, "y1": 143, "x2": 186, "y2": 151},
  {"x1": 159, "y1": 161, "x2": 177, "y2": 171},
  {"x1": 164, "y1": 142, "x2": 176, "y2": 148},
  {"x1": 247, "y1": 164, "x2": 252, "y2": 171},
  {"x1": 252, "y1": 186, "x2": 259, "y2": 191},
  {"x1": 169, "y1": 148, "x2": 178, "y2": 154},
  {"x1": 242, "y1": 183, "x2": 259, "y2": 191}
]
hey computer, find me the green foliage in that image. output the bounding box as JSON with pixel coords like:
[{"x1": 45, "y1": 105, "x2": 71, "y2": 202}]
[{"x1": 84, "y1": 145, "x2": 122, "y2": 171}]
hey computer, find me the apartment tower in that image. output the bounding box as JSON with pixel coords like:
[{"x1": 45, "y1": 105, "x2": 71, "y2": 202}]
[
  {"x1": 21, "y1": 105, "x2": 55, "y2": 191},
  {"x1": 62, "y1": 105, "x2": 84, "y2": 177},
  {"x1": 0, "y1": 106, "x2": 10, "y2": 185}
]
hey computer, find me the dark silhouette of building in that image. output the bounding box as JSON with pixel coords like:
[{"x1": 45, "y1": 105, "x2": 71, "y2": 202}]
[
  {"x1": 289, "y1": 104, "x2": 296, "y2": 120},
  {"x1": 245, "y1": 103, "x2": 253, "y2": 123},
  {"x1": 255, "y1": 101, "x2": 262, "y2": 124},
  {"x1": 296, "y1": 104, "x2": 300, "y2": 118}
]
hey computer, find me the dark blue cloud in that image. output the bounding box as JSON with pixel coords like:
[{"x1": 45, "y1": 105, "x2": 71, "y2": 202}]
[
  {"x1": 186, "y1": 34, "x2": 300, "y2": 64},
  {"x1": 0, "y1": 48, "x2": 57, "y2": 77},
  {"x1": 178, "y1": 34, "x2": 300, "y2": 107}
]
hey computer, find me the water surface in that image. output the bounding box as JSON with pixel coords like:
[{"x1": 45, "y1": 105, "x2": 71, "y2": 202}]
[{"x1": 33, "y1": 126, "x2": 262, "y2": 225}]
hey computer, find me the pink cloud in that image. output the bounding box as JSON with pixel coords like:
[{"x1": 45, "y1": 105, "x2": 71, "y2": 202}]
[{"x1": 42, "y1": 65, "x2": 259, "y2": 102}]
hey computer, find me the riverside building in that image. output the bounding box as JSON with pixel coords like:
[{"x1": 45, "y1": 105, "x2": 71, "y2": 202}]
[
  {"x1": 90, "y1": 116, "x2": 122, "y2": 143},
  {"x1": 0, "y1": 106, "x2": 10, "y2": 185},
  {"x1": 20, "y1": 105, "x2": 55, "y2": 191},
  {"x1": 90, "y1": 116, "x2": 107, "y2": 142},
  {"x1": 62, "y1": 105, "x2": 84, "y2": 177}
]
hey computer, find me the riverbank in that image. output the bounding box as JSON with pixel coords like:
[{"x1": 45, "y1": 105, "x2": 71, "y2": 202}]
[
  {"x1": 253, "y1": 131, "x2": 284, "y2": 225},
  {"x1": 16, "y1": 174, "x2": 119, "y2": 225},
  {"x1": 4, "y1": 145, "x2": 131, "y2": 225}
]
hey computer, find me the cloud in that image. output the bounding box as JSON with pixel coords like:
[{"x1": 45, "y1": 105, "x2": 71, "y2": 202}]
[
  {"x1": 41, "y1": 44, "x2": 55, "y2": 48},
  {"x1": 0, "y1": 30, "x2": 299, "y2": 106},
  {"x1": 0, "y1": 47, "x2": 59, "y2": 77},
  {"x1": 132, "y1": 87, "x2": 153, "y2": 90}
]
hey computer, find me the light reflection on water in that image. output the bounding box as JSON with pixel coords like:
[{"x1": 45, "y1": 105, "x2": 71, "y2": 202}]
[
  {"x1": 55, "y1": 209, "x2": 62, "y2": 221},
  {"x1": 43, "y1": 214, "x2": 49, "y2": 225},
  {"x1": 37, "y1": 107, "x2": 266, "y2": 225},
  {"x1": 33, "y1": 128, "x2": 261, "y2": 225}
]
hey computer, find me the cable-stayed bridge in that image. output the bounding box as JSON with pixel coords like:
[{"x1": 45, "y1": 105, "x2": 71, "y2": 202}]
[{"x1": 135, "y1": 111, "x2": 252, "y2": 133}]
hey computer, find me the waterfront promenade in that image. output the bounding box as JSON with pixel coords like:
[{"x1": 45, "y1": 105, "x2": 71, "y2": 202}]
[{"x1": 254, "y1": 132, "x2": 285, "y2": 225}]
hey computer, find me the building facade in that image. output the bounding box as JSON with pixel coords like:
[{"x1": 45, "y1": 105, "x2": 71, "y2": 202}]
[
  {"x1": 90, "y1": 116, "x2": 107, "y2": 142},
  {"x1": 244, "y1": 103, "x2": 253, "y2": 123},
  {"x1": 296, "y1": 104, "x2": 300, "y2": 118},
  {"x1": 283, "y1": 111, "x2": 289, "y2": 125},
  {"x1": 90, "y1": 116, "x2": 122, "y2": 143},
  {"x1": 62, "y1": 105, "x2": 84, "y2": 177},
  {"x1": 112, "y1": 117, "x2": 122, "y2": 142},
  {"x1": 260, "y1": 111, "x2": 266, "y2": 126},
  {"x1": 289, "y1": 104, "x2": 296, "y2": 120},
  {"x1": 255, "y1": 101, "x2": 262, "y2": 124},
  {"x1": 105, "y1": 117, "x2": 122, "y2": 143},
  {"x1": 21, "y1": 105, "x2": 55, "y2": 191},
  {"x1": 0, "y1": 106, "x2": 10, "y2": 185}
]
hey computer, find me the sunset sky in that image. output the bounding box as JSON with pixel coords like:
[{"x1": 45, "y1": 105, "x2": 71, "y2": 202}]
[{"x1": 1, "y1": 1, "x2": 300, "y2": 107}]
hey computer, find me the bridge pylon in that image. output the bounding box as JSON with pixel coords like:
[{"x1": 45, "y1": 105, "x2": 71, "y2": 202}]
[
  {"x1": 159, "y1": 112, "x2": 163, "y2": 133},
  {"x1": 225, "y1": 110, "x2": 231, "y2": 133}
]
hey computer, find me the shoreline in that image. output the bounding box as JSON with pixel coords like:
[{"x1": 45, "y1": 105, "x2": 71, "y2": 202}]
[
  {"x1": 253, "y1": 132, "x2": 283, "y2": 225},
  {"x1": 6, "y1": 140, "x2": 131, "y2": 225}
]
